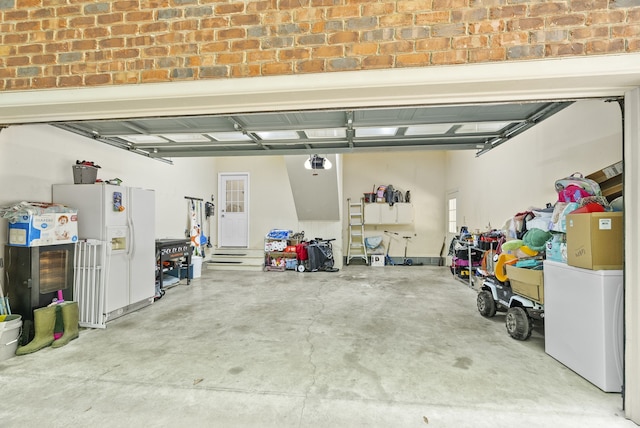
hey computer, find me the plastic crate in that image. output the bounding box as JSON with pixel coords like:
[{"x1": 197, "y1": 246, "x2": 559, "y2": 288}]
[{"x1": 72, "y1": 165, "x2": 98, "y2": 184}]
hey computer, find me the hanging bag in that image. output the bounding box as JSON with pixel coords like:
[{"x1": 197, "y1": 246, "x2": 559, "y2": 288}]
[{"x1": 555, "y1": 172, "x2": 602, "y2": 202}]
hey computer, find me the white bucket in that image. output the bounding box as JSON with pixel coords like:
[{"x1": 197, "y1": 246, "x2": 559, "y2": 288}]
[
  {"x1": 0, "y1": 315, "x2": 22, "y2": 361},
  {"x1": 192, "y1": 256, "x2": 203, "y2": 279}
]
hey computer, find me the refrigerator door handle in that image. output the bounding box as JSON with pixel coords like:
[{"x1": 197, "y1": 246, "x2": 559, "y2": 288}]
[{"x1": 127, "y1": 214, "x2": 134, "y2": 258}]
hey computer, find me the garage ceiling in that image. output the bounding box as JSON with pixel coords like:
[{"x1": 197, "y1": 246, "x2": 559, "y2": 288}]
[{"x1": 51, "y1": 100, "x2": 573, "y2": 163}]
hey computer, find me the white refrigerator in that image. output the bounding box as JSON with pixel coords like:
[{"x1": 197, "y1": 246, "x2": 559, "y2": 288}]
[
  {"x1": 53, "y1": 184, "x2": 156, "y2": 322},
  {"x1": 543, "y1": 260, "x2": 624, "y2": 392}
]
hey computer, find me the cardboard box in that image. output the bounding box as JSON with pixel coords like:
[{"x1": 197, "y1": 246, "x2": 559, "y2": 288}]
[
  {"x1": 8, "y1": 212, "x2": 78, "y2": 247},
  {"x1": 370, "y1": 254, "x2": 385, "y2": 267},
  {"x1": 566, "y1": 212, "x2": 623, "y2": 270},
  {"x1": 505, "y1": 265, "x2": 544, "y2": 304},
  {"x1": 586, "y1": 161, "x2": 622, "y2": 202}
]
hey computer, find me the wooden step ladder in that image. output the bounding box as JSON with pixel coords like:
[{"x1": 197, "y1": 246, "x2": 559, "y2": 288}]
[{"x1": 347, "y1": 198, "x2": 368, "y2": 265}]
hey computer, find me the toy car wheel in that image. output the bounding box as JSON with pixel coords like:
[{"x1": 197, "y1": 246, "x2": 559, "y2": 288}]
[
  {"x1": 297, "y1": 264, "x2": 305, "y2": 272},
  {"x1": 505, "y1": 307, "x2": 533, "y2": 340},
  {"x1": 477, "y1": 290, "x2": 497, "y2": 318}
]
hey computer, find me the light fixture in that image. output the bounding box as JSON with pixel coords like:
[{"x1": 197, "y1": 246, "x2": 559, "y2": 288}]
[{"x1": 304, "y1": 154, "x2": 332, "y2": 171}]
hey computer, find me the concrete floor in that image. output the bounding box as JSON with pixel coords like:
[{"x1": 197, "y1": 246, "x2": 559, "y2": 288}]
[{"x1": 0, "y1": 266, "x2": 635, "y2": 428}]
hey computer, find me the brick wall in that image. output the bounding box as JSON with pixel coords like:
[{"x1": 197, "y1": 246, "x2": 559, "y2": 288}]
[{"x1": 1, "y1": 0, "x2": 639, "y2": 91}]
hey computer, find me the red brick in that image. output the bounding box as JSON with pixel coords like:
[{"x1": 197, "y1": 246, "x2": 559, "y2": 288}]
[
  {"x1": 546, "y1": 42, "x2": 585, "y2": 56},
  {"x1": 327, "y1": 5, "x2": 360, "y2": 19},
  {"x1": 587, "y1": 10, "x2": 624, "y2": 25},
  {"x1": 33, "y1": 77, "x2": 57, "y2": 88},
  {"x1": 230, "y1": 63, "x2": 261, "y2": 77},
  {"x1": 99, "y1": 38, "x2": 125, "y2": 49},
  {"x1": 18, "y1": 44, "x2": 43, "y2": 54},
  {"x1": 530, "y1": 2, "x2": 568, "y2": 17},
  {"x1": 431, "y1": 49, "x2": 467, "y2": 64},
  {"x1": 98, "y1": 13, "x2": 124, "y2": 25},
  {"x1": 329, "y1": 31, "x2": 359, "y2": 44},
  {"x1": 362, "y1": 54, "x2": 394, "y2": 68},
  {"x1": 397, "y1": 0, "x2": 432, "y2": 13},
  {"x1": 433, "y1": 0, "x2": 467, "y2": 9},
  {"x1": 201, "y1": 42, "x2": 229, "y2": 53},
  {"x1": 380, "y1": 40, "x2": 414, "y2": 54},
  {"x1": 58, "y1": 75, "x2": 83, "y2": 87},
  {"x1": 549, "y1": 14, "x2": 586, "y2": 27},
  {"x1": 295, "y1": 8, "x2": 324, "y2": 22},
  {"x1": 349, "y1": 42, "x2": 378, "y2": 55},
  {"x1": 17, "y1": 0, "x2": 41, "y2": 7},
  {"x1": 313, "y1": 45, "x2": 344, "y2": 57},
  {"x1": 247, "y1": 50, "x2": 276, "y2": 61},
  {"x1": 217, "y1": 52, "x2": 244, "y2": 64},
  {"x1": 469, "y1": 20, "x2": 505, "y2": 34},
  {"x1": 231, "y1": 14, "x2": 260, "y2": 26},
  {"x1": 396, "y1": 52, "x2": 430, "y2": 66},
  {"x1": 452, "y1": 35, "x2": 489, "y2": 49},
  {"x1": 113, "y1": 48, "x2": 140, "y2": 59},
  {"x1": 627, "y1": 38, "x2": 640, "y2": 52},
  {"x1": 85, "y1": 73, "x2": 112, "y2": 86},
  {"x1": 126, "y1": 11, "x2": 154, "y2": 22},
  {"x1": 489, "y1": 5, "x2": 527, "y2": 19},
  {"x1": 612, "y1": 24, "x2": 640, "y2": 38},
  {"x1": 4, "y1": 11, "x2": 29, "y2": 21},
  {"x1": 416, "y1": 11, "x2": 451, "y2": 25},
  {"x1": 380, "y1": 14, "x2": 414, "y2": 27},
  {"x1": 57, "y1": 6, "x2": 82, "y2": 16},
  {"x1": 468, "y1": 48, "x2": 506, "y2": 62},
  {"x1": 140, "y1": 22, "x2": 169, "y2": 33},
  {"x1": 585, "y1": 39, "x2": 625, "y2": 54},
  {"x1": 114, "y1": 1, "x2": 141, "y2": 12},
  {"x1": 143, "y1": 46, "x2": 170, "y2": 56},
  {"x1": 279, "y1": 48, "x2": 311, "y2": 60},
  {"x1": 570, "y1": 0, "x2": 608, "y2": 12},
  {"x1": 16, "y1": 21, "x2": 42, "y2": 32},
  {"x1": 72, "y1": 40, "x2": 97, "y2": 50},
  {"x1": 32, "y1": 54, "x2": 56, "y2": 64},
  {"x1": 416, "y1": 37, "x2": 451, "y2": 51},
  {"x1": 69, "y1": 17, "x2": 96, "y2": 27},
  {"x1": 215, "y1": 2, "x2": 245, "y2": 14},
  {"x1": 217, "y1": 28, "x2": 246, "y2": 40},
  {"x1": 84, "y1": 27, "x2": 109, "y2": 38},
  {"x1": 112, "y1": 24, "x2": 139, "y2": 36},
  {"x1": 570, "y1": 26, "x2": 609, "y2": 40},
  {"x1": 113, "y1": 71, "x2": 139, "y2": 84},
  {"x1": 262, "y1": 62, "x2": 292, "y2": 75},
  {"x1": 232, "y1": 39, "x2": 260, "y2": 50},
  {"x1": 141, "y1": 69, "x2": 170, "y2": 82}
]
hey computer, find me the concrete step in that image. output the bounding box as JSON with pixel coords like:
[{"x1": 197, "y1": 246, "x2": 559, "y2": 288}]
[{"x1": 206, "y1": 248, "x2": 264, "y2": 271}]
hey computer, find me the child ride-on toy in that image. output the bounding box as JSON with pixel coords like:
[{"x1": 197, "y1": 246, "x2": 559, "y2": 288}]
[{"x1": 477, "y1": 276, "x2": 544, "y2": 341}]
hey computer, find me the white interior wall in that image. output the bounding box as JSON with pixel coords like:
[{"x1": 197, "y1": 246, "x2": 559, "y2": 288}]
[
  {"x1": 0, "y1": 124, "x2": 217, "y2": 243},
  {"x1": 342, "y1": 151, "x2": 447, "y2": 258},
  {"x1": 212, "y1": 156, "x2": 298, "y2": 250},
  {"x1": 445, "y1": 99, "x2": 623, "y2": 231}
]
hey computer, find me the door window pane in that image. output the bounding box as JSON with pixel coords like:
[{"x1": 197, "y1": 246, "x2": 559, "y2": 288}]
[{"x1": 226, "y1": 179, "x2": 245, "y2": 213}]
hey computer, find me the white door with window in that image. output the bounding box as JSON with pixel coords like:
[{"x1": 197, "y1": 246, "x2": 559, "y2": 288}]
[
  {"x1": 218, "y1": 173, "x2": 249, "y2": 248},
  {"x1": 445, "y1": 191, "x2": 458, "y2": 263}
]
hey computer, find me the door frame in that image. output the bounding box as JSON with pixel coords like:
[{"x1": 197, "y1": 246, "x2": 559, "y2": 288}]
[
  {"x1": 624, "y1": 88, "x2": 639, "y2": 423},
  {"x1": 217, "y1": 172, "x2": 249, "y2": 248}
]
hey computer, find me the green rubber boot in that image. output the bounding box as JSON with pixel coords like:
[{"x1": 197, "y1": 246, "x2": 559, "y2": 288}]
[
  {"x1": 51, "y1": 301, "x2": 79, "y2": 348},
  {"x1": 16, "y1": 306, "x2": 57, "y2": 355}
]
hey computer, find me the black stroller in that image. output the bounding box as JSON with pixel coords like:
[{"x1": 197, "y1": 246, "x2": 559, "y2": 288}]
[{"x1": 306, "y1": 238, "x2": 339, "y2": 272}]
